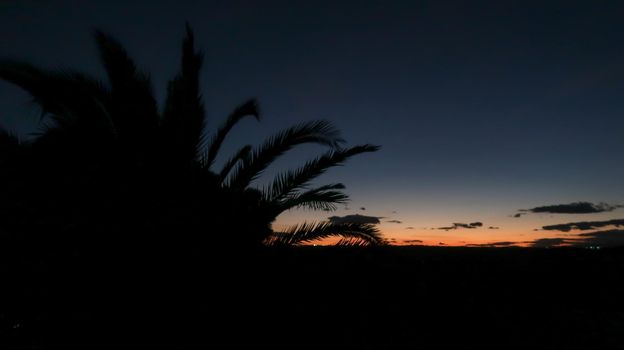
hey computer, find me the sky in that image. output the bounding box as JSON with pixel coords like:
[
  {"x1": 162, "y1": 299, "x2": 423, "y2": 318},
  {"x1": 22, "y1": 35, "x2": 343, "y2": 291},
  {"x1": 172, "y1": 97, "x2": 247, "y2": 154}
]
[{"x1": 1, "y1": 0, "x2": 624, "y2": 247}]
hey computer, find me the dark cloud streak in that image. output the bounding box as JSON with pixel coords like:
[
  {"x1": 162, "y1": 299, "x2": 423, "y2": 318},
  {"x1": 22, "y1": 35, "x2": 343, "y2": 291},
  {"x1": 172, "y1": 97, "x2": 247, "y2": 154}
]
[
  {"x1": 542, "y1": 219, "x2": 624, "y2": 232},
  {"x1": 530, "y1": 238, "x2": 571, "y2": 248},
  {"x1": 521, "y1": 202, "x2": 622, "y2": 215},
  {"x1": 528, "y1": 229, "x2": 624, "y2": 248},
  {"x1": 438, "y1": 222, "x2": 483, "y2": 230},
  {"x1": 401, "y1": 239, "x2": 423, "y2": 244},
  {"x1": 577, "y1": 229, "x2": 624, "y2": 247},
  {"x1": 328, "y1": 214, "x2": 381, "y2": 225},
  {"x1": 466, "y1": 241, "x2": 517, "y2": 247}
]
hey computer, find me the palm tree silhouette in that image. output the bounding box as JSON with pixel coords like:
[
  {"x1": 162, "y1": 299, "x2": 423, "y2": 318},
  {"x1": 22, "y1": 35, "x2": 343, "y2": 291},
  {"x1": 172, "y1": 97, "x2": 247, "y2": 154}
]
[{"x1": 0, "y1": 25, "x2": 385, "y2": 248}]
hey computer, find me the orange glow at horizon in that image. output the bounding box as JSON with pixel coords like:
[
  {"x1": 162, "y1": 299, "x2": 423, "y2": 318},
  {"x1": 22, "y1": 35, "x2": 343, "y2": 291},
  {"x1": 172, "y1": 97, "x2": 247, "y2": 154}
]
[{"x1": 273, "y1": 206, "x2": 624, "y2": 247}]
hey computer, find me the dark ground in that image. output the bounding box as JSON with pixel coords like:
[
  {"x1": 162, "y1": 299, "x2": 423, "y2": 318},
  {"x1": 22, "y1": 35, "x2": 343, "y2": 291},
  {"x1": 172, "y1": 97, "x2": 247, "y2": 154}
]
[{"x1": 2, "y1": 243, "x2": 624, "y2": 349}]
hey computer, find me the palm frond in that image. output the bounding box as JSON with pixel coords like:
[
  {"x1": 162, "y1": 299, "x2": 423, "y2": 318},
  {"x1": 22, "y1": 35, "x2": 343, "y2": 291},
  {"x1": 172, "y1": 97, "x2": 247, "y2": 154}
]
[
  {"x1": 266, "y1": 144, "x2": 380, "y2": 201},
  {"x1": 265, "y1": 221, "x2": 385, "y2": 246},
  {"x1": 336, "y1": 237, "x2": 370, "y2": 247},
  {"x1": 271, "y1": 183, "x2": 348, "y2": 214},
  {"x1": 94, "y1": 29, "x2": 159, "y2": 149},
  {"x1": 160, "y1": 23, "x2": 206, "y2": 164},
  {"x1": 0, "y1": 60, "x2": 59, "y2": 120},
  {"x1": 227, "y1": 120, "x2": 345, "y2": 189},
  {"x1": 0, "y1": 60, "x2": 116, "y2": 142},
  {"x1": 217, "y1": 145, "x2": 252, "y2": 184},
  {"x1": 204, "y1": 99, "x2": 259, "y2": 169}
]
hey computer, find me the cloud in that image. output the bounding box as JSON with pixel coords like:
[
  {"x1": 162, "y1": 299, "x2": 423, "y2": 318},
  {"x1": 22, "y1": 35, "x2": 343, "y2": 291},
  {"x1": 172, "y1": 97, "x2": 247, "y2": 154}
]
[
  {"x1": 488, "y1": 241, "x2": 517, "y2": 247},
  {"x1": 467, "y1": 241, "x2": 517, "y2": 247},
  {"x1": 530, "y1": 238, "x2": 571, "y2": 248},
  {"x1": 513, "y1": 213, "x2": 526, "y2": 218},
  {"x1": 386, "y1": 220, "x2": 402, "y2": 224},
  {"x1": 328, "y1": 214, "x2": 381, "y2": 225},
  {"x1": 402, "y1": 239, "x2": 423, "y2": 244},
  {"x1": 488, "y1": 226, "x2": 500, "y2": 230},
  {"x1": 405, "y1": 227, "x2": 414, "y2": 230},
  {"x1": 528, "y1": 229, "x2": 624, "y2": 248},
  {"x1": 437, "y1": 222, "x2": 483, "y2": 230},
  {"x1": 576, "y1": 229, "x2": 624, "y2": 247},
  {"x1": 542, "y1": 219, "x2": 624, "y2": 232},
  {"x1": 520, "y1": 202, "x2": 622, "y2": 215},
  {"x1": 360, "y1": 207, "x2": 366, "y2": 211}
]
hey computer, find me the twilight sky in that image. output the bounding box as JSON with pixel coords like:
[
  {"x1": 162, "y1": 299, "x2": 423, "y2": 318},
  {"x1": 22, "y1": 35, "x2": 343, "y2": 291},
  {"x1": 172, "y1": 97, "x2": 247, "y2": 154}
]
[{"x1": 2, "y1": 0, "x2": 624, "y2": 246}]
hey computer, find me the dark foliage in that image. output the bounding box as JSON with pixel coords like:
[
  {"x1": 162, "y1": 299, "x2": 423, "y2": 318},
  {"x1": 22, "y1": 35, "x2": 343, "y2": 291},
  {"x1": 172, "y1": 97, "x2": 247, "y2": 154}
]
[{"x1": 0, "y1": 25, "x2": 382, "y2": 250}]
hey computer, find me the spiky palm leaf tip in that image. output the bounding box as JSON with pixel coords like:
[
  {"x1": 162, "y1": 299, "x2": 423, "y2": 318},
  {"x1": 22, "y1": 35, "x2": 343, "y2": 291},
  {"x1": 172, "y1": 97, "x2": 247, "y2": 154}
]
[
  {"x1": 226, "y1": 120, "x2": 346, "y2": 189},
  {"x1": 265, "y1": 144, "x2": 380, "y2": 202},
  {"x1": 204, "y1": 99, "x2": 260, "y2": 170},
  {"x1": 160, "y1": 24, "x2": 206, "y2": 165},
  {"x1": 266, "y1": 221, "x2": 386, "y2": 246}
]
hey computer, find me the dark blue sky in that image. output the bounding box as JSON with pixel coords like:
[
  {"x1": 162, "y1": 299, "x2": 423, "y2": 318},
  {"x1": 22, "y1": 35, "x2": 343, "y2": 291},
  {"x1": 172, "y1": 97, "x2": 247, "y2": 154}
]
[{"x1": 2, "y1": 0, "x2": 624, "y2": 244}]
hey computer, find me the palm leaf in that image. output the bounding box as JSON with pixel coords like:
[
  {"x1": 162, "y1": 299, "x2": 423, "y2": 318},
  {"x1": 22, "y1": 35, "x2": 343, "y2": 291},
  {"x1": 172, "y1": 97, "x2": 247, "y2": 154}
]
[
  {"x1": 204, "y1": 99, "x2": 259, "y2": 169},
  {"x1": 266, "y1": 144, "x2": 380, "y2": 201},
  {"x1": 227, "y1": 120, "x2": 345, "y2": 189},
  {"x1": 336, "y1": 237, "x2": 371, "y2": 246},
  {"x1": 270, "y1": 183, "x2": 348, "y2": 215},
  {"x1": 160, "y1": 24, "x2": 206, "y2": 164},
  {"x1": 265, "y1": 221, "x2": 385, "y2": 246},
  {"x1": 0, "y1": 60, "x2": 116, "y2": 145},
  {"x1": 217, "y1": 145, "x2": 252, "y2": 184},
  {"x1": 94, "y1": 29, "x2": 159, "y2": 150}
]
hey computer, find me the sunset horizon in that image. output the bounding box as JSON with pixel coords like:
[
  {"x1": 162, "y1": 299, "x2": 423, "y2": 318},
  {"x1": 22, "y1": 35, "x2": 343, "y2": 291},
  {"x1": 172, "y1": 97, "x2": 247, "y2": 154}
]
[
  {"x1": 2, "y1": 1, "x2": 624, "y2": 349},
  {"x1": 3, "y1": 1, "x2": 623, "y2": 249},
  {"x1": 276, "y1": 200, "x2": 624, "y2": 246}
]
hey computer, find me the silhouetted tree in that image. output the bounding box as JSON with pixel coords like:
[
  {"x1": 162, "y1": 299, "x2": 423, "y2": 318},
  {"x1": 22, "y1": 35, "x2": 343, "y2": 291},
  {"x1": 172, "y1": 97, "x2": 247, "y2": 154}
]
[{"x1": 0, "y1": 25, "x2": 384, "y2": 250}]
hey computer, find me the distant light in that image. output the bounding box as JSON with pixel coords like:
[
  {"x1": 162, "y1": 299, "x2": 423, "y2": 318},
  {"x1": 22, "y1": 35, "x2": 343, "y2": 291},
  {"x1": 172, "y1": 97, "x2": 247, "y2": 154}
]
[{"x1": 313, "y1": 244, "x2": 318, "y2": 247}]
